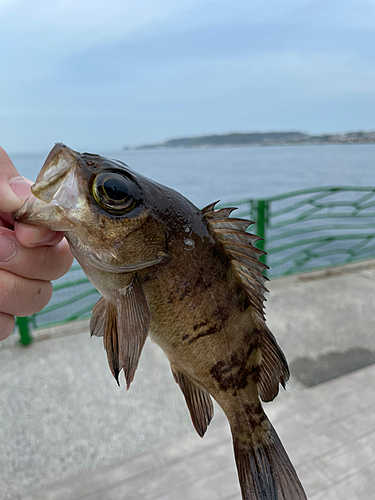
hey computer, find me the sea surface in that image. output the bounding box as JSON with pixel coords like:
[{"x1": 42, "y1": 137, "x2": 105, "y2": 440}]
[
  {"x1": 12, "y1": 143, "x2": 375, "y2": 208},
  {"x1": 10, "y1": 144, "x2": 375, "y2": 328}
]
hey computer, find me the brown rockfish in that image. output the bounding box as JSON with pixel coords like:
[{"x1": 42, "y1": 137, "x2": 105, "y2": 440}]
[{"x1": 14, "y1": 144, "x2": 307, "y2": 500}]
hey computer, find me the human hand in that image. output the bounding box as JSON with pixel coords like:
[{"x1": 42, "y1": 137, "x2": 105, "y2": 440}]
[{"x1": 0, "y1": 147, "x2": 73, "y2": 341}]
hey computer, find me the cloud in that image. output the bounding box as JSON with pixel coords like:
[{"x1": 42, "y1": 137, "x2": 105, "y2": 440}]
[{"x1": 1, "y1": 0, "x2": 374, "y2": 152}]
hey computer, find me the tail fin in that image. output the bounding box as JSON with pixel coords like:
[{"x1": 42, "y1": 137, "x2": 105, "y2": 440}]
[{"x1": 232, "y1": 421, "x2": 307, "y2": 500}]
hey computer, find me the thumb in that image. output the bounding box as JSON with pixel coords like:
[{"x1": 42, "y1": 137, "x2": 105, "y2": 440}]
[{"x1": 0, "y1": 146, "x2": 32, "y2": 214}]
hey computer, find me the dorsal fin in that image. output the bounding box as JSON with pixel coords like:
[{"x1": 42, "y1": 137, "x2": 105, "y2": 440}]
[
  {"x1": 201, "y1": 200, "x2": 219, "y2": 214},
  {"x1": 204, "y1": 207, "x2": 237, "y2": 219},
  {"x1": 203, "y1": 206, "x2": 269, "y2": 315},
  {"x1": 202, "y1": 204, "x2": 289, "y2": 400}
]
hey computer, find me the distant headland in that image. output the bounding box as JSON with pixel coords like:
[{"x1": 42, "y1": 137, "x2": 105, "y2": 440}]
[{"x1": 124, "y1": 131, "x2": 375, "y2": 150}]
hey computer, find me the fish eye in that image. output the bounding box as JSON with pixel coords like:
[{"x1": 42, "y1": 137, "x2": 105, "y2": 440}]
[{"x1": 91, "y1": 172, "x2": 139, "y2": 214}]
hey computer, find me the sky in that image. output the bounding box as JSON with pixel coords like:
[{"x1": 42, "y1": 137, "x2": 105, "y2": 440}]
[{"x1": 1, "y1": 0, "x2": 375, "y2": 153}]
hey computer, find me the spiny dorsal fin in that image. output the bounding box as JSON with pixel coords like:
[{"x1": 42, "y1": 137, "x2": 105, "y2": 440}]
[
  {"x1": 203, "y1": 205, "x2": 289, "y2": 401},
  {"x1": 204, "y1": 207, "x2": 237, "y2": 219},
  {"x1": 117, "y1": 273, "x2": 151, "y2": 389},
  {"x1": 201, "y1": 200, "x2": 219, "y2": 214},
  {"x1": 203, "y1": 206, "x2": 269, "y2": 315},
  {"x1": 171, "y1": 366, "x2": 214, "y2": 437}
]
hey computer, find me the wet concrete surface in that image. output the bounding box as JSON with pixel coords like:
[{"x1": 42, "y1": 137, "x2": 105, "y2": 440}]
[{"x1": 290, "y1": 347, "x2": 375, "y2": 387}]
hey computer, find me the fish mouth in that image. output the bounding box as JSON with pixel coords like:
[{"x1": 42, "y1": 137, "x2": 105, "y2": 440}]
[{"x1": 12, "y1": 143, "x2": 79, "y2": 231}]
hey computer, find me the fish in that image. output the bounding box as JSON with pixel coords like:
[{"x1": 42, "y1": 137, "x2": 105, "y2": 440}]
[{"x1": 14, "y1": 143, "x2": 307, "y2": 500}]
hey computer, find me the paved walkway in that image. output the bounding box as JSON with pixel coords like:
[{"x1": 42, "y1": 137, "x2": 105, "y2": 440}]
[
  {"x1": 1, "y1": 260, "x2": 375, "y2": 500},
  {"x1": 16, "y1": 363, "x2": 375, "y2": 500}
]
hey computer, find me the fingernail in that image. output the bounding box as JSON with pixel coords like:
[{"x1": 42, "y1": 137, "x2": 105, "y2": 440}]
[
  {"x1": 9, "y1": 178, "x2": 31, "y2": 201},
  {"x1": 0, "y1": 234, "x2": 16, "y2": 263}
]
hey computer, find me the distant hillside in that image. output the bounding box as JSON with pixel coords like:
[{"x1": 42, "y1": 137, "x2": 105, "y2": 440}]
[{"x1": 125, "y1": 131, "x2": 375, "y2": 150}]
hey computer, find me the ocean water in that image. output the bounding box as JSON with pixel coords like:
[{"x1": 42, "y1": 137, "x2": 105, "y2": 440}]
[
  {"x1": 10, "y1": 144, "x2": 375, "y2": 327},
  {"x1": 11, "y1": 143, "x2": 375, "y2": 208}
]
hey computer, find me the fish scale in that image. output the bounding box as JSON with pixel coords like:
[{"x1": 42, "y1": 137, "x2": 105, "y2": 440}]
[{"x1": 13, "y1": 143, "x2": 307, "y2": 500}]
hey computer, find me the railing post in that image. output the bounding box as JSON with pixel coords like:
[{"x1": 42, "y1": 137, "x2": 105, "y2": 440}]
[
  {"x1": 16, "y1": 316, "x2": 33, "y2": 346},
  {"x1": 255, "y1": 199, "x2": 269, "y2": 269}
]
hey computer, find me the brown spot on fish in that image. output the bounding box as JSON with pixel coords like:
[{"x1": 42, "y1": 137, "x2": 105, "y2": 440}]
[
  {"x1": 249, "y1": 364, "x2": 260, "y2": 384},
  {"x1": 212, "y1": 306, "x2": 230, "y2": 324},
  {"x1": 243, "y1": 402, "x2": 264, "y2": 416},
  {"x1": 193, "y1": 320, "x2": 208, "y2": 331},
  {"x1": 210, "y1": 334, "x2": 261, "y2": 391},
  {"x1": 188, "y1": 325, "x2": 218, "y2": 344},
  {"x1": 182, "y1": 334, "x2": 190, "y2": 341},
  {"x1": 210, "y1": 360, "x2": 231, "y2": 390},
  {"x1": 167, "y1": 280, "x2": 192, "y2": 304}
]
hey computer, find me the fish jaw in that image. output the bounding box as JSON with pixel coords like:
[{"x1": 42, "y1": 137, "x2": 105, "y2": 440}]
[
  {"x1": 13, "y1": 143, "x2": 170, "y2": 277},
  {"x1": 13, "y1": 143, "x2": 82, "y2": 231}
]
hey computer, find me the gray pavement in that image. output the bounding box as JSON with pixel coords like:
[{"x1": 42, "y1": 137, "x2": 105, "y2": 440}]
[
  {"x1": 1, "y1": 260, "x2": 375, "y2": 499},
  {"x1": 14, "y1": 363, "x2": 375, "y2": 500}
]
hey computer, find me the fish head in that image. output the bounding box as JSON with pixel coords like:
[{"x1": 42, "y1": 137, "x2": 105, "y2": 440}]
[{"x1": 13, "y1": 143, "x2": 171, "y2": 278}]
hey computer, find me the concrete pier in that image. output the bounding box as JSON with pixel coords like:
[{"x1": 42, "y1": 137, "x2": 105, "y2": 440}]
[{"x1": 1, "y1": 260, "x2": 374, "y2": 500}]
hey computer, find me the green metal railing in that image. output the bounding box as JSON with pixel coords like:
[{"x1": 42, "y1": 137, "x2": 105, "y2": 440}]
[
  {"x1": 16, "y1": 265, "x2": 100, "y2": 345},
  {"x1": 248, "y1": 186, "x2": 375, "y2": 276},
  {"x1": 15, "y1": 186, "x2": 375, "y2": 344}
]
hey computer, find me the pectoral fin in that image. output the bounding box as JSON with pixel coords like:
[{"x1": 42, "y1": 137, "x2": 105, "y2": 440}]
[
  {"x1": 90, "y1": 296, "x2": 106, "y2": 337},
  {"x1": 91, "y1": 274, "x2": 151, "y2": 389},
  {"x1": 117, "y1": 273, "x2": 151, "y2": 389},
  {"x1": 171, "y1": 366, "x2": 214, "y2": 437},
  {"x1": 103, "y1": 301, "x2": 121, "y2": 385}
]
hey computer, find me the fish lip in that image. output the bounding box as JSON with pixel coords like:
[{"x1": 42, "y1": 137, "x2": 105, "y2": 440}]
[
  {"x1": 12, "y1": 193, "x2": 76, "y2": 231},
  {"x1": 12, "y1": 144, "x2": 80, "y2": 230},
  {"x1": 32, "y1": 143, "x2": 77, "y2": 203}
]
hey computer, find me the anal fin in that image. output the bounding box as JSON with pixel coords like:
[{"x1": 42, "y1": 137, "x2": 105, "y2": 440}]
[{"x1": 171, "y1": 366, "x2": 214, "y2": 437}]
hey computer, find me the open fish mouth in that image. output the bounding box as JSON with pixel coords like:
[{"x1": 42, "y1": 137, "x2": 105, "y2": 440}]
[{"x1": 13, "y1": 143, "x2": 80, "y2": 231}]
